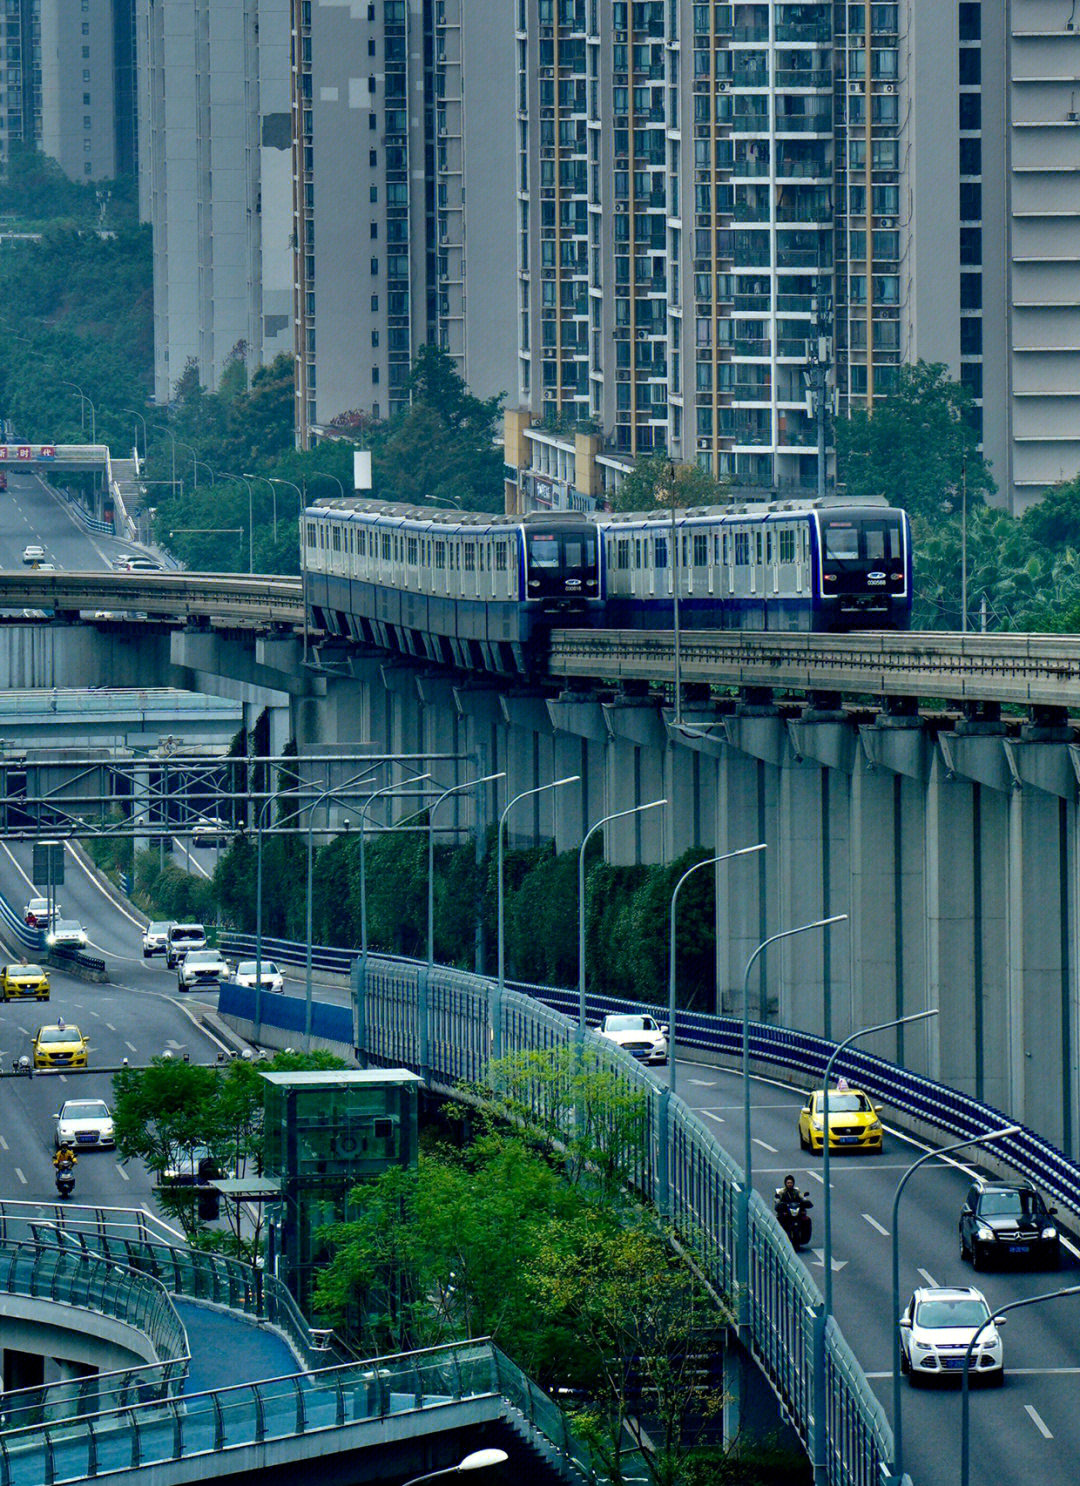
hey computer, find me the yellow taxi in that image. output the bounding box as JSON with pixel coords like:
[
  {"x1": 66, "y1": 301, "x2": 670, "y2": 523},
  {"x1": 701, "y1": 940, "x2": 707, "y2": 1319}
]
[
  {"x1": 0, "y1": 962, "x2": 50, "y2": 1001},
  {"x1": 797, "y1": 1085, "x2": 883, "y2": 1154},
  {"x1": 32, "y1": 1022, "x2": 89, "y2": 1071}
]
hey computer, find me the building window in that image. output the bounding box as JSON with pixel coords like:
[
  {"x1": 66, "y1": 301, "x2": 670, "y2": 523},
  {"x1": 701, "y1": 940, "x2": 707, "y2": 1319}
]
[
  {"x1": 372, "y1": 367, "x2": 380, "y2": 383},
  {"x1": 370, "y1": 222, "x2": 378, "y2": 238},
  {"x1": 371, "y1": 257, "x2": 379, "y2": 274},
  {"x1": 83, "y1": 93, "x2": 91, "y2": 105},
  {"x1": 369, "y1": 149, "x2": 377, "y2": 166},
  {"x1": 371, "y1": 294, "x2": 378, "y2": 310}
]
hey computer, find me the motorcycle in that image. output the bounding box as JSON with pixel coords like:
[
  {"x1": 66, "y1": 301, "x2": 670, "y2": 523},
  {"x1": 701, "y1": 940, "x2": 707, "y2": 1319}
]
[
  {"x1": 775, "y1": 1190, "x2": 813, "y2": 1249},
  {"x1": 55, "y1": 1161, "x2": 76, "y2": 1199}
]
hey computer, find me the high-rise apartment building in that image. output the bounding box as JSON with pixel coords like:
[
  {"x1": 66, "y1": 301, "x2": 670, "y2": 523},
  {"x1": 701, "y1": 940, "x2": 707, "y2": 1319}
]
[
  {"x1": 0, "y1": 0, "x2": 41, "y2": 171},
  {"x1": 136, "y1": 0, "x2": 293, "y2": 403},
  {"x1": 510, "y1": 0, "x2": 1080, "y2": 512},
  {"x1": 291, "y1": 0, "x2": 517, "y2": 446}
]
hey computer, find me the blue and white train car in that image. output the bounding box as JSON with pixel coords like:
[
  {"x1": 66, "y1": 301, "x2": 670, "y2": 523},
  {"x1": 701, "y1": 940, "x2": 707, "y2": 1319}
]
[
  {"x1": 303, "y1": 500, "x2": 603, "y2": 674},
  {"x1": 597, "y1": 500, "x2": 912, "y2": 632}
]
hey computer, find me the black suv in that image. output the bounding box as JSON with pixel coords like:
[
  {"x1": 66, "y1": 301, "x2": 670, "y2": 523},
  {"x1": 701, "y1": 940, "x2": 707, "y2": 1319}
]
[{"x1": 959, "y1": 1179, "x2": 1060, "y2": 1270}]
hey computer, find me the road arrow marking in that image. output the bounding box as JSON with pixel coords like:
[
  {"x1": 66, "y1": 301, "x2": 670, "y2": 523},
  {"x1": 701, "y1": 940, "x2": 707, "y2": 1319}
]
[{"x1": 811, "y1": 1249, "x2": 847, "y2": 1272}]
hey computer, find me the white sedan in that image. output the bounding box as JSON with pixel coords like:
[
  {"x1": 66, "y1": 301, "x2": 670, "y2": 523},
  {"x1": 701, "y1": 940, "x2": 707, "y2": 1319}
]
[
  {"x1": 233, "y1": 959, "x2": 285, "y2": 993},
  {"x1": 55, "y1": 1098, "x2": 115, "y2": 1150},
  {"x1": 597, "y1": 1013, "x2": 669, "y2": 1065},
  {"x1": 46, "y1": 919, "x2": 88, "y2": 950},
  {"x1": 22, "y1": 544, "x2": 45, "y2": 565}
]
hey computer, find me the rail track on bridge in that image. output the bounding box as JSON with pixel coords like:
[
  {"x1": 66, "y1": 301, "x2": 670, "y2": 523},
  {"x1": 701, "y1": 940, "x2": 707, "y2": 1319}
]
[{"x1": 550, "y1": 628, "x2": 1080, "y2": 711}]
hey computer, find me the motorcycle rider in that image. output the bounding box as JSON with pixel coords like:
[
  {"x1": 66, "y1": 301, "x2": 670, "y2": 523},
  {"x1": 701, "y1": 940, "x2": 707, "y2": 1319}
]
[
  {"x1": 774, "y1": 1173, "x2": 812, "y2": 1242},
  {"x1": 54, "y1": 1145, "x2": 77, "y2": 1176},
  {"x1": 775, "y1": 1173, "x2": 803, "y2": 1207}
]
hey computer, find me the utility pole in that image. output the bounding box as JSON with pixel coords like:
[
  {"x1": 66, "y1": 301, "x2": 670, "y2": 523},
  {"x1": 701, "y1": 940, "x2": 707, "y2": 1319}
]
[{"x1": 805, "y1": 296, "x2": 833, "y2": 500}]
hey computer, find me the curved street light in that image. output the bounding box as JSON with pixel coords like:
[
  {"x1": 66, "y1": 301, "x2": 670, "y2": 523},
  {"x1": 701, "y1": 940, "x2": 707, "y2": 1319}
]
[
  {"x1": 497, "y1": 776, "x2": 579, "y2": 998},
  {"x1": 668, "y1": 842, "x2": 764, "y2": 1096},
  {"x1": 960, "y1": 1285, "x2": 1080, "y2": 1486},
  {"x1": 889, "y1": 1122, "x2": 1019, "y2": 1485},
  {"x1": 427, "y1": 771, "x2": 505, "y2": 969},
  {"x1": 401, "y1": 1449, "x2": 509, "y2": 1486},
  {"x1": 737, "y1": 913, "x2": 847, "y2": 1323},
  {"x1": 577, "y1": 799, "x2": 667, "y2": 1036}
]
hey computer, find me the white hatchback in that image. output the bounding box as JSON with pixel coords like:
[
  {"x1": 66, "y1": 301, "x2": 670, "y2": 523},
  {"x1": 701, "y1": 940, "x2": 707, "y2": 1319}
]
[{"x1": 898, "y1": 1286, "x2": 1005, "y2": 1386}]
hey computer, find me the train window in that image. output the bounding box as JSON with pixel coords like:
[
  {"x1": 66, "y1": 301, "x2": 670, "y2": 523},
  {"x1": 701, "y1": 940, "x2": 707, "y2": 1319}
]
[
  {"x1": 527, "y1": 534, "x2": 560, "y2": 568},
  {"x1": 755, "y1": 531, "x2": 762, "y2": 563},
  {"x1": 765, "y1": 531, "x2": 773, "y2": 563},
  {"x1": 734, "y1": 531, "x2": 749, "y2": 566},
  {"x1": 635, "y1": 539, "x2": 642, "y2": 569},
  {"x1": 617, "y1": 539, "x2": 631, "y2": 570},
  {"x1": 723, "y1": 532, "x2": 731, "y2": 565},
  {"x1": 495, "y1": 542, "x2": 508, "y2": 571},
  {"x1": 693, "y1": 534, "x2": 708, "y2": 566},
  {"x1": 381, "y1": 533, "x2": 392, "y2": 560},
  {"x1": 464, "y1": 543, "x2": 476, "y2": 572},
  {"x1": 434, "y1": 541, "x2": 446, "y2": 569},
  {"x1": 564, "y1": 536, "x2": 596, "y2": 566},
  {"x1": 305, "y1": 522, "x2": 317, "y2": 549},
  {"x1": 406, "y1": 537, "x2": 418, "y2": 565},
  {"x1": 332, "y1": 528, "x2": 342, "y2": 551},
  {"x1": 824, "y1": 523, "x2": 858, "y2": 560},
  {"x1": 779, "y1": 529, "x2": 795, "y2": 564},
  {"x1": 655, "y1": 536, "x2": 668, "y2": 569},
  {"x1": 864, "y1": 523, "x2": 902, "y2": 560},
  {"x1": 357, "y1": 529, "x2": 366, "y2": 556}
]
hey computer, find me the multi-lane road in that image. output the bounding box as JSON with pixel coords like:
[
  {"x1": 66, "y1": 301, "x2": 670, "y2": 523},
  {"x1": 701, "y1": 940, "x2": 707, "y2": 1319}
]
[{"x1": 5, "y1": 461, "x2": 1080, "y2": 1486}]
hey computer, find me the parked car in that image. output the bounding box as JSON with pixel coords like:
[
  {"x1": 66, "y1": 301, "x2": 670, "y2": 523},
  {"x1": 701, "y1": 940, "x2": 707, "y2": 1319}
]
[
  {"x1": 32, "y1": 1022, "x2": 89, "y2": 1071},
  {"x1": 959, "y1": 1178, "x2": 1060, "y2": 1270},
  {"x1": 797, "y1": 1086, "x2": 884, "y2": 1154},
  {"x1": 898, "y1": 1286, "x2": 1005, "y2": 1387},
  {"x1": 232, "y1": 959, "x2": 285, "y2": 993},
  {"x1": 177, "y1": 948, "x2": 231, "y2": 990},
  {"x1": 596, "y1": 1013, "x2": 669, "y2": 1065},
  {"x1": 142, "y1": 921, "x2": 174, "y2": 958},
  {"x1": 165, "y1": 923, "x2": 207, "y2": 968},
  {"x1": 55, "y1": 1098, "x2": 115, "y2": 1149},
  {"x1": 46, "y1": 919, "x2": 88, "y2": 950},
  {"x1": 0, "y1": 962, "x2": 50, "y2": 1001},
  {"x1": 24, "y1": 897, "x2": 60, "y2": 928}
]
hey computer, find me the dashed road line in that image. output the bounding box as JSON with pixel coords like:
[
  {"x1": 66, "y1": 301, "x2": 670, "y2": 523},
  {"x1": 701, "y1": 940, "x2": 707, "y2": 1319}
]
[
  {"x1": 124, "y1": 1041, "x2": 138, "y2": 1053},
  {"x1": 1025, "y1": 1405, "x2": 1053, "y2": 1440},
  {"x1": 753, "y1": 1137, "x2": 779, "y2": 1153},
  {"x1": 917, "y1": 1267, "x2": 937, "y2": 1288},
  {"x1": 14, "y1": 1168, "x2": 26, "y2": 1186},
  {"x1": 0, "y1": 1136, "x2": 8, "y2": 1151},
  {"x1": 862, "y1": 1213, "x2": 889, "y2": 1236},
  {"x1": 117, "y1": 1165, "x2": 130, "y2": 1182},
  {"x1": 701, "y1": 1109, "x2": 725, "y2": 1124}
]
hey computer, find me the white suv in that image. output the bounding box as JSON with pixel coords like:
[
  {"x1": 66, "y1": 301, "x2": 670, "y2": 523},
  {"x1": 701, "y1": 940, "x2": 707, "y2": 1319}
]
[
  {"x1": 165, "y1": 923, "x2": 207, "y2": 968},
  {"x1": 177, "y1": 949, "x2": 230, "y2": 990},
  {"x1": 898, "y1": 1286, "x2": 1005, "y2": 1386},
  {"x1": 142, "y1": 921, "x2": 173, "y2": 958}
]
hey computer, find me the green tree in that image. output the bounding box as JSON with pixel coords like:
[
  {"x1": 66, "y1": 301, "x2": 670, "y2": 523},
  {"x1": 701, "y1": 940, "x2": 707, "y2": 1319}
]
[
  {"x1": 835, "y1": 361, "x2": 994, "y2": 521},
  {"x1": 611, "y1": 454, "x2": 728, "y2": 514}
]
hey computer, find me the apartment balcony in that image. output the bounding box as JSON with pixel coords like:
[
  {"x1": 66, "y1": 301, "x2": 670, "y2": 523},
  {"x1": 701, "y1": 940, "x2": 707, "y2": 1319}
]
[
  {"x1": 733, "y1": 293, "x2": 772, "y2": 311},
  {"x1": 731, "y1": 25, "x2": 770, "y2": 42},
  {"x1": 774, "y1": 114, "x2": 832, "y2": 133},
  {"x1": 775, "y1": 23, "x2": 832, "y2": 44},
  {"x1": 732, "y1": 338, "x2": 772, "y2": 357},
  {"x1": 774, "y1": 69, "x2": 832, "y2": 88}
]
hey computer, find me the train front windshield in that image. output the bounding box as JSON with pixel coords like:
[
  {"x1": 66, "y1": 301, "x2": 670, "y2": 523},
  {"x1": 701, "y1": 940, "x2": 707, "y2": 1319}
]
[
  {"x1": 822, "y1": 518, "x2": 904, "y2": 564},
  {"x1": 525, "y1": 528, "x2": 599, "y2": 599}
]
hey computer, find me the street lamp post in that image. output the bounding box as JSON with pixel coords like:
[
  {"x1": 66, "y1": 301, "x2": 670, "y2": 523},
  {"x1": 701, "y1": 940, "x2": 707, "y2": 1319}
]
[
  {"x1": 312, "y1": 470, "x2": 345, "y2": 499},
  {"x1": 61, "y1": 380, "x2": 96, "y2": 443},
  {"x1": 889, "y1": 1123, "x2": 1019, "y2": 1486},
  {"x1": 668, "y1": 843, "x2": 765, "y2": 1097},
  {"x1": 578, "y1": 799, "x2": 667, "y2": 1037},
  {"x1": 122, "y1": 408, "x2": 148, "y2": 461},
  {"x1": 820, "y1": 1009, "x2": 938, "y2": 1326},
  {"x1": 244, "y1": 471, "x2": 279, "y2": 543},
  {"x1": 737, "y1": 914, "x2": 847, "y2": 1318},
  {"x1": 219, "y1": 473, "x2": 255, "y2": 572},
  {"x1": 498, "y1": 777, "x2": 579, "y2": 997},
  {"x1": 960, "y1": 1286, "x2": 1080, "y2": 1486},
  {"x1": 401, "y1": 1449, "x2": 509, "y2": 1486},
  {"x1": 359, "y1": 771, "x2": 433, "y2": 984},
  {"x1": 427, "y1": 771, "x2": 505, "y2": 970},
  {"x1": 153, "y1": 424, "x2": 179, "y2": 498}
]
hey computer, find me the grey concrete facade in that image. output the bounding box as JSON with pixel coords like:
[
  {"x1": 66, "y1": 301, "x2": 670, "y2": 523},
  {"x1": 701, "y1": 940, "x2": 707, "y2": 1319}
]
[
  {"x1": 136, "y1": 0, "x2": 292, "y2": 404},
  {"x1": 39, "y1": 0, "x2": 117, "y2": 182},
  {"x1": 293, "y1": 660, "x2": 1080, "y2": 1155}
]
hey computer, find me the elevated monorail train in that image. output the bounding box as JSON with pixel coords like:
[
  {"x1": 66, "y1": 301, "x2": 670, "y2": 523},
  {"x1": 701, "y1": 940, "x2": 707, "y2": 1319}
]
[{"x1": 303, "y1": 497, "x2": 912, "y2": 676}]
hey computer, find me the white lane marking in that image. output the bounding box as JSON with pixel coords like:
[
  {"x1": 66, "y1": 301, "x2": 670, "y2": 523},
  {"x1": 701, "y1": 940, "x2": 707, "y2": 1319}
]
[
  {"x1": 88, "y1": 1009, "x2": 100, "y2": 1018},
  {"x1": 65, "y1": 842, "x2": 145, "y2": 929},
  {"x1": 105, "y1": 1023, "x2": 117, "y2": 1032},
  {"x1": 701, "y1": 1109, "x2": 725, "y2": 1125},
  {"x1": 862, "y1": 1213, "x2": 889, "y2": 1236},
  {"x1": 917, "y1": 1267, "x2": 938, "y2": 1288},
  {"x1": 117, "y1": 1165, "x2": 130, "y2": 1182},
  {"x1": 124, "y1": 1041, "x2": 138, "y2": 1053},
  {"x1": 689, "y1": 1079, "x2": 717, "y2": 1087},
  {"x1": 14, "y1": 1168, "x2": 26, "y2": 1185},
  {"x1": 1025, "y1": 1405, "x2": 1053, "y2": 1440},
  {"x1": 804, "y1": 1170, "x2": 826, "y2": 1185},
  {"x1": 0, "y1": 1136, "x2": 7, "y2": 1150},
  {"x1": 753, "y1": 1137, "x2": 779, "y2": 1153},
  {"x1": 810, "y1": 1249, "x2": 847, "y2": 1272}
]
